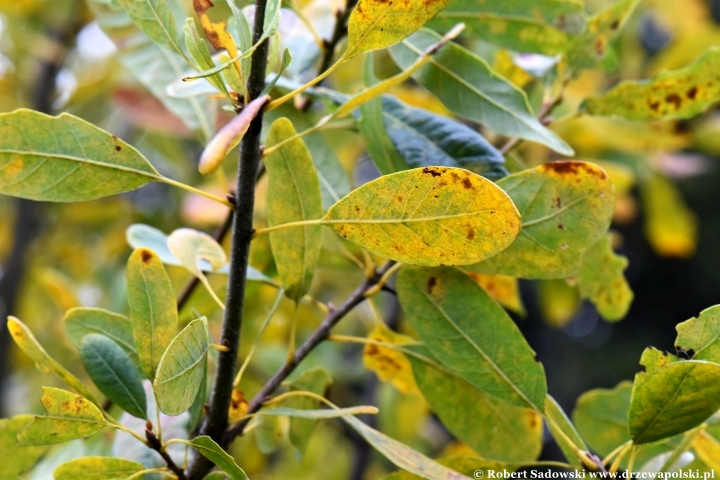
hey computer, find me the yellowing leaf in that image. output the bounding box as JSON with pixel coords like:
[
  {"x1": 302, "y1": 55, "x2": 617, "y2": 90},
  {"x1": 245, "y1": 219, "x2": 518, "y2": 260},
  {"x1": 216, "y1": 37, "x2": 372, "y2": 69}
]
[
  {"x1": 345, "y1": 0, "x2": 453, "y2": 59},
  {"x1": 265, "y1": 118, "x2": 323, "y2": 303},
  {"x1": 384, "y1": 456, "x2": 511, "y2": 480},
  {"x1": 126, "y1": 248, "x2": 179, "y2": 380},
  {"x1": 363, "y1": 323, "x2": 419, "y2": 395},
  {"x1": 642, "y1": 174, "x2": 698, "y2": 258},
  {"x1": 465, "y1": 272, "x2": 524, "y2": 315},
  {"x1": 228, "y1": 389, "x2": 249, "y2": 424},
  {"x1": 283, "y1": 367, "x2": 332, "y2": 458},
  {"x1": 194, "y1": 0, "x2": 240, "y2": 58},
  {"x1": 325, "y1": 166, "x2": 521, "y2": 266},
  {"x1": 584, "y1": 48, "x2": 720, "y2": 120},
  {"x1": 7, "y1": 316, "x2": 97, "y2": 404},
  {"x1": 693, "y1": 432, "x2": 720, "y2": 471},
  {"x1": 468, "y1": 161, "x2": 614, "y2": 279},
  {"x1": 538, "y1": 279, "x2": 579, "y2": 328},
  {"x1": 577, "y1": 235, "x2": 633, "y2": 322},
  {"x1": 675, "y1": 305, "x2": 720, "y2": 362},
  {"x1": 17, "y1": 387, "x2": 107, "y2": 446},
  {"x1": 54, "y1": 457, "x2": 145, "y2": 480},
  {"x1": 0, "y1": 415, "x2": 47, "y2": 479}
]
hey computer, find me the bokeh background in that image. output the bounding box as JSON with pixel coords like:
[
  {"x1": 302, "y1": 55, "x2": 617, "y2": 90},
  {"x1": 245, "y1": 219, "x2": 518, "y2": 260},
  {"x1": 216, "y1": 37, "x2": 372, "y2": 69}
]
[{"x1": 1, "y1": 0, "x2": 720, "y2": 477}]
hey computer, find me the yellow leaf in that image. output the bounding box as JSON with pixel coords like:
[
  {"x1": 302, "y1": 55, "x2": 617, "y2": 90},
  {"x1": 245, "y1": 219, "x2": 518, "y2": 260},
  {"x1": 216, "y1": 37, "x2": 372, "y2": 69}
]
[
  {"x1": 228, "y1": 389, "x2": 249, "y2": 423},
  {"x1": 642, "y1": 174, "x2": 698, "y2": 258},
  {"x1": 693, "y1": 431, "x2": 720, "y2": 471},
  {"x1": 465, "y1": 272, "x2": 525, "y2": 315},
  {"x1": 325, "y1": 166, "x2": 521, "y2": 266},
  {"x1": 36, "y1": 269, "x2": 80, "y2": 311},
  {"x1": 492, "y1": 50, "x2": 533, "y2": 89},
  {"x1": 538, "y1": 280, "x2": 579, "y2": 328},
  {"x1": 194, "y1": 0, "x2": 240, "y2": 57},
  {"x1": 363, "y1": 323, "x2": 419, "y2": 395}
]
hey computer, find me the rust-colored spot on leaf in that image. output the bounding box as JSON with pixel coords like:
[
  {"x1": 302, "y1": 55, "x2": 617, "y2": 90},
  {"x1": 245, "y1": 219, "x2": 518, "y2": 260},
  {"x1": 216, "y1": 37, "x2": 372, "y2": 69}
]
[
  {"x1": 461, "y1": 177, "x2": 473, "y2": 189},
  {"x1": 427, "y1": 276, "x2": 437, "y2": 293},
  {"x1": 140, "y1": 249, "x2": 153, "y2": 264},
  {"x1": 648, "y1": 100, "x2": 660, "y2": 111},
  {"x1": 610, "y1": 19, "x2": 620, "y2": 30},
  {"x1": 687, "y1": 86, "x2": 698, "y2": 100},
  {"x1": 466, "y1": 227, "x2": 475, "y2": 241},
  {"x1": 665, "y1": 93, "x2": 682, "y2": 109},
  {"x1": 422, "y1": 167, "x2": 442, "y2": 177},
  {"x1": 114, "y1": 145, "x2": 122, "y2": 152}
]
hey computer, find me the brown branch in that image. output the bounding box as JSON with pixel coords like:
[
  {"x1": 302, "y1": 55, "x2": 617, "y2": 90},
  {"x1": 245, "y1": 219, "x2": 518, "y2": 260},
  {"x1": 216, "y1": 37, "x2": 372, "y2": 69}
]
[{"x1": 145, "y1": 423, "x2": 187, "y2": 480}]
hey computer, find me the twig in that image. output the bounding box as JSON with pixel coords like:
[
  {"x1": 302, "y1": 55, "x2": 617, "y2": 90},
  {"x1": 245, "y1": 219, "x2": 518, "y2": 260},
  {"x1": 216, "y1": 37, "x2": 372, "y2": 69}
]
[
  {"x1": 145, "y1": 423, "x2": 187, "y2": 480},
  {"x1": 499, "y1": 91, "x2": 566, "y2": 156}
]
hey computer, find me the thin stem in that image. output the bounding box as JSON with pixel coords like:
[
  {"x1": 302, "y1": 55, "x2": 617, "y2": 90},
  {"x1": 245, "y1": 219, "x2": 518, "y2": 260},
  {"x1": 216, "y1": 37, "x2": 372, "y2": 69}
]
[
  {"x1": 263, "y1": 390, "x2": 338, "y2": 408},
  {"x1": 363, "y1": 262, "x2": 402, "y2": 298},
  {"x1": 159, "y1": 176, "x2": 234, "y2": 208},
  {"x1": 602, "y1": 440, "x2": 632, "y2": 467},
  {"x1": 626, "y1": 446, "x2": 638, "y2": 475},
  {"x1": 544, "y1": 415, "x2": 597, "y2": 468},
  {"x1": 146, "y1": 425, "x2": 186, "y2": 480},
  {"x1": 185, "y1": 0, "x2": 272, "y2": 475},
  {"x1": 609, "y1": 442, "x2": 632, "y2": 473}
]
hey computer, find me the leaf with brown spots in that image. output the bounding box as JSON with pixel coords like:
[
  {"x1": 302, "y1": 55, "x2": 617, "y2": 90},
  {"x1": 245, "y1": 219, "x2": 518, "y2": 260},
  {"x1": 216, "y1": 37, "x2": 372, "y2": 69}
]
[
  {"x1": 577, "y1": 235, "x2": 633, "y2": 322},
  {"x1": 323, "y1": 166, "x2": 521, "y2": 266},
  {"x1": 363, "y1": 322, "x2": 420, "y2": 395},
  {"x1": 466, "y1": 161, "x2": 614, "y2": 279},
  {"x1": 584, "y1": 47, "x2": 720, "y2": 120},
  {"x1": 398, "y1": 267, "x2": 547, "y2": 411},
  {"x1": 345, "y1": 0, "x2": 454, "y2": 59},
  {"x1": 16, "y1": 387, "x2": 108, "y2": 446}
]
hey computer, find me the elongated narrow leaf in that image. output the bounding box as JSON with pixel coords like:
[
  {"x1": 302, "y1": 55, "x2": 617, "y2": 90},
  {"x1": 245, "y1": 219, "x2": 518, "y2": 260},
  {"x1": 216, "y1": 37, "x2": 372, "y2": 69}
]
[
  {"x1": 398, "y1": 267, "x2": 547, "y2": 410},
  {"x1": 324, "y1": 166, "x2": 521, "y2": 266},
  {"x1": 154, "y1": 318, "x2": 209, "y2": 416},
  {"x1": 80, "y1": 334, "x2": 147, "y2": 419},
  {"x1": 629, "y1": 360, "x2": 720, "y2": 444},
  {"x1": 89, "y1": 0, "x2": 216, "y2": 140},
  {"x1": 265, "y1": 118, "x2": 323, "y2": 302},
  {"x1": 17, "y1": 387, "x2": 107, "y2": 446},
  {"x1": 0, "y1": 415, "x2": 47, "y2": 479},
  {"x1": 115, "y1": 0, "x2": 185, "y2": 57},
  {"x1": 7, "y1": 317, "x2": 97, "y2": 403},
  {"x1": 584, "y1": 48, "x2": 720, "y2": 120},
  {"x1": 577, "y1": 235, "x2": 633, "y2": 321},
  {"x1": 467, "y1": 161, "x2": 614, "y2": 279},
  {"x1": 54, "y1": 457, "x2": 145, "y2": 480},
  {"x1": 345, "y1": 0, "x2": 453, "y2": 59},
  {"x1": 259, "y1": 406, "x2": 378, "y2": 419},
  {"x1": 381, "y1": 96, "x2": 507, "y2": 180},
  {"x1": 63, "y1": 307, "x2": 136, "y2": 359},
  {"x1": 433, "y1": 0, "x2": 584, "y2": 25},
  {"x1": 693, "y1": 432, "x2": 720, "y2": 471},
  {"x1": 343, "y1": 415, "x2": 470, "y2": 480},
  {"x1": 184, "y1": 436, "x2": 249, "y2": 480},
  {"x1": 545, "y1": 395, "x2": 587, "y2": 467},
  {"x1": 389, "y1": 29, "x2": 573, "y2": 156},
  {"x1": 184, "y1": 17, "x2": 228, "y2": 95},
  {"x1": 384, "y1": 457, "x2": 510, "y2": 480},
  {"x1": 0, "y1": 109, "x2": 158, "y2": 202},
  {"x1": 284, "y1": 367, "x2": 332, "y2": 457},
  {"x1": 126, "y1": 248, "x2": 178, "y2": 380},
  {"x1": 676, "y1": 305, "x2": 720, "y2": 362},
  {"x1": 406, "y1": 344, "x2": 542, "y2": 462}
]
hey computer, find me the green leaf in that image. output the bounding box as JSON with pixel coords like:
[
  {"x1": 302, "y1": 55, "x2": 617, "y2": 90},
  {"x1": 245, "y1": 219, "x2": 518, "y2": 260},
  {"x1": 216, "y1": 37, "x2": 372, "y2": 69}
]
[
  {"x1": 380, "y1": 96, "x2": 507, "y2": 180},
  {"x1": 126, "y1": 248, "x2": 179, "y2": 380},
  {"x1": 466, "y1": 161, "x2": 615, "y2": 279},
  {"x1": 183, "y1": 436, "x2": 249, "y2": 480},
  {"x1": 63, "y1": 307, "x2": 136, "y2": 360},
  {"x1": 0, "y1": 109, "x2": 158, "y2": 202},
  {"x1": 53, "y1": 457, "x2": 145, "y2": 480},
  {"x1": 265, "y1": 117, "x2": 324, "y2": 302},
  {"x1": 283, "y1": 367, "x2": 332, "y2": 457},
  {"x1": 573, "y1": 381, "x2": 634, "y2": 457},
  {"x1": 324, "y1": 166, "x2": 521, "y2": 266},
  {"x1": 566, "y1": 0, "x2": 640, "y2": 72},
  {"x1": 115, "y1": 0, "x2": 185, "y2": 57},
  {"x1": 188, "y1": 363, "x2": 208, "y2": 429},
  {"x1": 259, "y1": 406, "x2": 378, "y2": 419},
  {"x1": 0, "y1": 415, "x2": 47, "y2": 479},
  {"x1": 389, "y1": 29, "x2": 573, "y2": 156},
  {"x1": 383, "y1": 456, "x2": 511, "y2": 480},
  {"x1": 397, "y1": 267, "x2": 547, "y2": 410},
  {"x1": 80, "y1": 334, "x2": 147, "y2": 419},
  {"x1": 89, "y1": 0, "x2": 216, "y2": 140},
  {"x1": 432, "y1": 0, "x2": 584, "y2": 25},
  {"x1": 184, "y1": 17, "x2": 229, "y2": 95},
  {"x1": 577, "y1": 235, "x2": 633, "y2": 321},
  {"x1": 154, "y1": 318, "x2": 210, "y2": 416},
  {"x1": 584, "y1": 47, "x2": 720, "y2": 120},
  {"x1": 343, "y1": 415, "x2": 470, "y2": 480},
  {"x1": 17, "y1": 387, "x2": 107, "y2": 446},
  {"x1": 629, "y1": 359, "x2": 720, "y2": 444},
  {"x1": 406, "y1": 344, "x2": 542, "y2": 462},
  {"x1": 345, "y1": 0, "x2": 453, "y2": 59},
  {"x1": 676, "y1": 305, "x2": 720, "y2": 362},
  {"x1": 7, "y1": 316, "x2": 97, "y2": 404},
  {"x1": 545, "y1": 395, "x2": 587, "y2": 467}
]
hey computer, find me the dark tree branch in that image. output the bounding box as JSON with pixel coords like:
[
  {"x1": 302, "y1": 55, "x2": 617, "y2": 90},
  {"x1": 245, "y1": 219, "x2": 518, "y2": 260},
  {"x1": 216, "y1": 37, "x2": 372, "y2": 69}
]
[
  {"x1": 185, "y1": 0, "x2": 272, "y2": 477},
  {"x1": 145, "y1": 423, "x2": 187, "y2": 480}
]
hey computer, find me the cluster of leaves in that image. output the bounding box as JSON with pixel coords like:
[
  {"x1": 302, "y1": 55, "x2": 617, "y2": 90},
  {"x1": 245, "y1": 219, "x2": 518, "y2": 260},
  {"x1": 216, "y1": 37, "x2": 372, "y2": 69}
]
[{"x1": 1, "y1": 0, "x2": 720, "y2": 478}]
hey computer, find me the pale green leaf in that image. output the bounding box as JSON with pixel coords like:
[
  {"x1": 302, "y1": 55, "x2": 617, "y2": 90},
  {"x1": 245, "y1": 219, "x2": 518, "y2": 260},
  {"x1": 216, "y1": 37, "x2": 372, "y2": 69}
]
[
  {"x1": 584, "y1": 47, "x2": 720, "y2": 120},
  {"x1": 283, "y1": 367, "x2": 332, "y2": 457},
  {"x1": 17, "y1": 387, "x2": 107, "y2": 446},
  {"x1": 383, "y1": 456, "x2": 510, "y2": 480},
  {"x1": 397, "y1": 267, "x2": 547, "y2": 410},
  {"x1": 259, "y1": 406, "x2": 378, "y2": 419},
  {"x1": 183, "y1": 436, "x2": 249, "y2": 480},
  {"x1": 0, "y1": 109, "x2": 158, "y2": 202},
  {"x1": 115, "y1": 0, "x2": 185, "y2": 57},
  {"x1": 153, "y1": 318, "x2": 209, "y2": 416},
  {"x1": 406, "y1": 344, "x2": 542, "y2": 462},
  {"x1": 7, "y1": 316, "x2": 97, "y2": 404},
  {"x1": 63, "y1": 307, "x2": 136, "y2": 360},
  {"x1": 389, "y1": 29, "x2": 573, "y2": 156},
  {"x1": 324, "y1": 167, "x2": 521, "y2": 266},
  {"x1": 126, "y1": 248, "x2": 179, "y2": 380},
  {"x1": 545, "y1": 395, "x2": 587, "y2": 467},
  {"x1": 0, "y1": 415, "x2": 47, "y2": 479},
  {"x1": 184, "y1": 17, "x2": 229, "y2": 94},
  {"x1": 343, "y1": 415, "x2": 471, "y2": 480},
  {"x1": 80, "y1": 334, "x2": 147, "y2": 419},
  {"x1": 577, "y1": 235, "x2": 633, "y2": 321},
  {"x1": 345, "y1": 0, "x2": 453, "y2": 59},
  {"x1": 573, "y1": 381, "x2": 634, "y2": 457},
  {"x1": 467, "y1": 161, "x2": 615, "y2": 279},
  {"x1": 54, "y1": 457, "x2": 145, "y2": 480},
  {"x1": 265, "y1": 117, "x2": 324, "y2": 302},
  {"x1": 676, "y1": 305, "x2": 720, "y2": 363}
]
